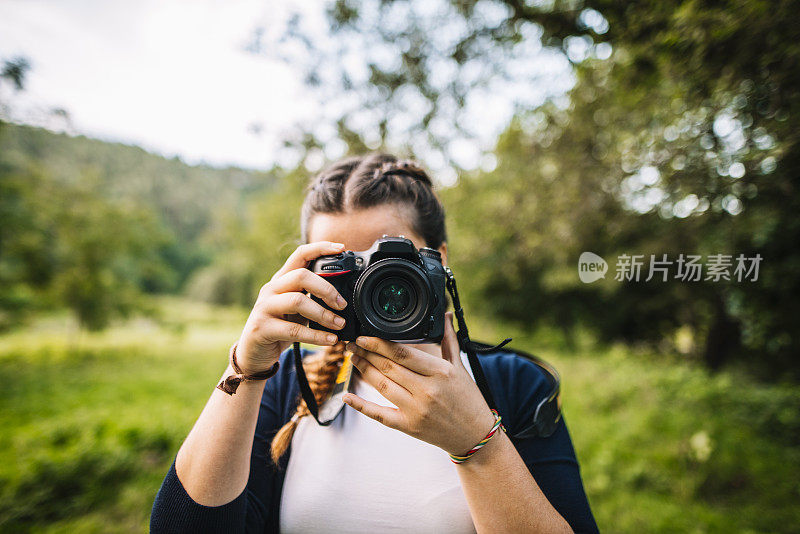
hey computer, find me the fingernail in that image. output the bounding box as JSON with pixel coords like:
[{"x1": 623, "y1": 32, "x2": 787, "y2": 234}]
[
  {"x1": 326, "y1": 334, "x2": 337, "y2": 344},
  {"x1": 337, "y1": 295, "x2": 347, "y2": 309},
  {"x1": 333, "y1": 315, "x2": 345, "y2": 327},
  {"x1": 355, "y1": 336, "x2": 367, "y2": 346},
  {"x1": 343, "y1": 394, "x2": 352, "y2": 405},
  {"x1": 331, "y1": 242, "x2": 345, "y2": 249}
]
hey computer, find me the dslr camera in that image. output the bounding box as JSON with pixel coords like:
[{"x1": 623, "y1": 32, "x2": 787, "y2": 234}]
[{"x1": 307, "y1": 236, "x2": 446, "y2": 343}]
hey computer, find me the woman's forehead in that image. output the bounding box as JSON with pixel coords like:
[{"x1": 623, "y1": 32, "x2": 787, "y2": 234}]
[{"x1": 307, "y1": 205, "x2": 426, "y2": 252}]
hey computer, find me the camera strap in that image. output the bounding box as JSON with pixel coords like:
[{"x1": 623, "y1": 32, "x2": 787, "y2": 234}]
[
  {"x1": 445, "y1": 268, "x2": 563, "y2": 439},
  {"x1": 293, "y1": 341, "x2": 335, "y2": 426},
  {"x1": 444, "y1": 267, "x2": 512, "y2": 414}
]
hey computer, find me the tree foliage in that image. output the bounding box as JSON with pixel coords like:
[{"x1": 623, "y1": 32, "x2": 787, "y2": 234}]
[
  {"x1": 264, "y1": 0, "x2": 800, "y2": 378},
  {"x1": 0, "y1": 122, "x2": 277, "y2": 330}
]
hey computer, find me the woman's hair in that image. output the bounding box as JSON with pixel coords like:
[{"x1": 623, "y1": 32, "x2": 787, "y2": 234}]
[{"x1": 269, "y1": 153, "x2": 447, "y2": 465}]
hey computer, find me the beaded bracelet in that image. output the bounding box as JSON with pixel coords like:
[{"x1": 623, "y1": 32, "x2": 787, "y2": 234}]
[{"x1": 449, "y1": 409, "x2": 506, "y2": 464}]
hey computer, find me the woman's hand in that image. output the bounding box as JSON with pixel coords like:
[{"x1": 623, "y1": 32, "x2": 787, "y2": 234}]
[
  {"x1": 235, "y1": 241, "x2": 349, "y2": 375},
  {"x1": 343, "y1": 312, "x2": 496, "y2": 456}
]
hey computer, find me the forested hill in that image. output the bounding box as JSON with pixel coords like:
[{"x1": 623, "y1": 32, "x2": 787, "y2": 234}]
[
  {"x1": 0, "y1": 122, "x2": 279, "y2": 328},
  {"x1": 0, "y1": 123, "x2": 276, "y2": 243}
]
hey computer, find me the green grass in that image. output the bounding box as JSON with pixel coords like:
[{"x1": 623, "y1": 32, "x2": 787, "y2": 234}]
[{"x1": 0, "y1": 297, "x2": 798, "y2": 532}]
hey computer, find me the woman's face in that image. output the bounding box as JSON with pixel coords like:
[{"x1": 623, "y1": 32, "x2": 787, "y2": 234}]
[{"x1": 306, "y1": 203, "x2": 447, "y2": 264}]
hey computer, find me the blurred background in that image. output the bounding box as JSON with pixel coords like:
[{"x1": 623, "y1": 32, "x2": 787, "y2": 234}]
[{"x1": 1, "y1": 0, "x2": 799, "y2": 532}]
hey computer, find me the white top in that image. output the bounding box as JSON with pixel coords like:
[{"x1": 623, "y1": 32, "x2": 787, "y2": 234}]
[{"x1": 279, "y1": 352, "x2": 478, "y2": 533}]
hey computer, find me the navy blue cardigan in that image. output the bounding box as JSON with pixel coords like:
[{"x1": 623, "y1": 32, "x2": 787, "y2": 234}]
[{"x1": 151, "y1": 346, "x2": 598, "y2": 533}]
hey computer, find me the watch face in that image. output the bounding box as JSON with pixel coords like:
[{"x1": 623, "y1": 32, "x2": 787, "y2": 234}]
[{"x1": 316, "y1": 352, "x2": 354, "y2": 424}]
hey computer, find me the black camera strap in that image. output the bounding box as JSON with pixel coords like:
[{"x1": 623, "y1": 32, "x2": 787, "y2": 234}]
[
  {"x1": 444, "y1": 267, "x2": 512, "y2": 414},
  {"x1": 293, "y1": 340, "x2": 330, "y2": 425},
  {"x1": 445, "y1": 268, "x2": 563, "y2": 439}
]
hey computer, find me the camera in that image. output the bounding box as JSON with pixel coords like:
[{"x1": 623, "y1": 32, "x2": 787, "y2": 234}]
[{"x1": 307, "y1": 236, "x2": 446, "y2": 343}]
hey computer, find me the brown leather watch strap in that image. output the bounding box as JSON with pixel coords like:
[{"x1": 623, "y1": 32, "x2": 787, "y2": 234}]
[{"x1": 216, "y1": 342, "x2": 280, "y2": 395}]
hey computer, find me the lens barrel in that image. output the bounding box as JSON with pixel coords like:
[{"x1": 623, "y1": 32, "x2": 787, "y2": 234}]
[{"x1": 353, "y1": 258, "x2": 432, "y2": 336}]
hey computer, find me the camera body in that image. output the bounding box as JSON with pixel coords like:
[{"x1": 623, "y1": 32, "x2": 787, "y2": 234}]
[{"x1": 307, "y1": 236, "x2": 446, "y2": 343}]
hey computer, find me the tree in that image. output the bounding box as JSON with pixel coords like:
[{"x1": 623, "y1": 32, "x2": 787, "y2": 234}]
[
  {"x1": 1, "y1": 56, "x2": 29, "y2": 91},
  {"x1": 258, "y1": 0, "x2": 800, "y2": 377}
]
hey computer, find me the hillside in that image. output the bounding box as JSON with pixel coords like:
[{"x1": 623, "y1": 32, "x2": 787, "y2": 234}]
[{"x1": 0, "y1": 122, "x2": 278, "y2": 292}]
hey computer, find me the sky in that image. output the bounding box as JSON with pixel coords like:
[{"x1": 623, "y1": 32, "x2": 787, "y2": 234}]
[
  {"x1": 0, "y1": 0, "x2": 325, "y2": 169},
  {"x1": 0, "y1": 0, "x2": 573, "y2": 172}
]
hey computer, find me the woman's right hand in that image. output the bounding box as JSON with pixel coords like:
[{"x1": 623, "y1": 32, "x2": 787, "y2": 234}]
[{"x1": 234, "y1": 241, "x2": 349, "y2": 375}]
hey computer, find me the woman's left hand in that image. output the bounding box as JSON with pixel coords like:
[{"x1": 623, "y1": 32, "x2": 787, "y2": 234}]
[{"x1": 343, "y1": 311, "x2": 497, "y2": 456}]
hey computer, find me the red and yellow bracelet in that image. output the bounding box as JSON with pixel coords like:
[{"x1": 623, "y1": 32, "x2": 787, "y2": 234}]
[{"x1": 449, "y1": 409, "x2": 506, "y2": 464}]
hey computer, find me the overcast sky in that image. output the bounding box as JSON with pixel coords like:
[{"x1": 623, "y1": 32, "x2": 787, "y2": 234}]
[
  {"x1": 0, "y1": 0, "x2": 573, "y2": 172},
  {"x1": 0, "y1": 0, "x2": 329, "y2": 169}
]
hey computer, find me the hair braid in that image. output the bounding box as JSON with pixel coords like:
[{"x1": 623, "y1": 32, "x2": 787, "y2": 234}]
[
  {"x1": 301, "y1": 153, "x2": 446, "y2": 249},
  {"x1": 376, "y1": 159, "x2": 431, "y2": 184},
  {"x1": 269, "y1": 343, "x2": 346, "y2": 465}
]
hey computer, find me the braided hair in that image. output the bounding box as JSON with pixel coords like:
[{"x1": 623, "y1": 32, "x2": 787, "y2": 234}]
[{"x1": 270, "y1": 153, "x2": 447, "y2": 465}]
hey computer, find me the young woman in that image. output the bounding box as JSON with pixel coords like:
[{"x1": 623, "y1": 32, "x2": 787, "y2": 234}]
[{"x1": 150, "y1": 154, "x2": 598, "y2": 533}]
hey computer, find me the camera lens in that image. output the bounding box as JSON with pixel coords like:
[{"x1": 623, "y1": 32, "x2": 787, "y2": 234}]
[
  {"x1": 353, "y1": 258, "x2": 432, "y2": 337},
  {"x1": 374, "y1": 278, "x2": 415, "y2": 321}
]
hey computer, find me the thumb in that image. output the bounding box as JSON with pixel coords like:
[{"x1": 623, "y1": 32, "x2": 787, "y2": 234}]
[{"x1": 441, "y1": 311, "x2": 465, "y2": 368}]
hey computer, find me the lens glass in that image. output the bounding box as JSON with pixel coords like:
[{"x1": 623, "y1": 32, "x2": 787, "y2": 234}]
[{"x1": 377, "y1": 281, "x2": 411, "y2": 318}]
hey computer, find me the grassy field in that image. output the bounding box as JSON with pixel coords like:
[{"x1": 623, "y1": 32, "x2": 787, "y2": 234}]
[{"x1": 0, "y1": 297, "x2": 798, "y2": 533}]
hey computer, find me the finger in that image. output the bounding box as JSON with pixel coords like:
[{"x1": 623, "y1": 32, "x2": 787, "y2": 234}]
[
  {"x1": 441, "y1": 311, "x2": 464, "y2": 368},
  {"x1": 270, "y1": 268, "x2": 347, "y2": 310},
  {"x1": 345, "y1": 342, "x2": 423, "y2": 393},
  {"x1": 343, "y1": 392, "x2": 404, "y2": 430},
  {"x1": 349, "y1": 351, "x2": 414, "y2": 407},
  {"x1": 263, "y1": 317, "x2": 339, "y2": 346},
  {"x1": 268, "y1": 292, "x2": 346, "y2": 331},
  {"x1": 353, "y1": 336, "x2": 446, "y2": 376},
  {"x1": 272, "y1": 241, "x2": 345, "y2": 280}
]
